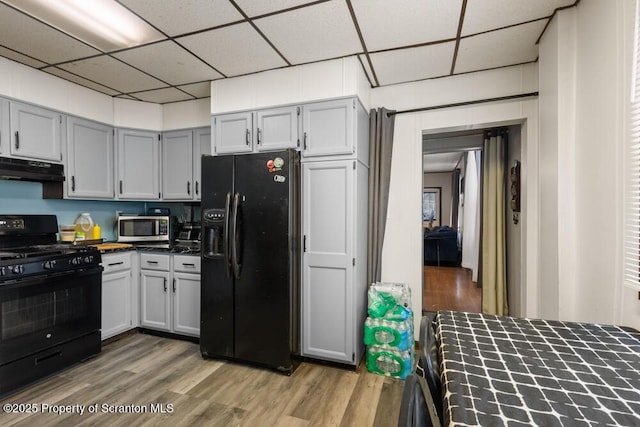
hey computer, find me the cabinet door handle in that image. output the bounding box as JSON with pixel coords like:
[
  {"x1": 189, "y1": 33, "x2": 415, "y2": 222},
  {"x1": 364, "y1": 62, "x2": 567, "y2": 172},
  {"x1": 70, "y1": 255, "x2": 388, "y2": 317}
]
[
  {"x1": 257, "y1": 128, "x2": 261, "y2": 145},
  {"x1": 245, "y1": 128, "x2": 250, "y2": 146},
  {"x1": 71, "y1": 176, "x2": 76, "y2": 192},
  {"x1": 187, "y1": 181, "x2": 191, "y2": 195},
  {"x1": 182, "y1": 263, "x2": 195, "y2": 267},
  {"x1": 163, "y1": 277, "x2": 167, "y2": 292},
  {"x1": 119, "y1": 180, "x2": 123, "y2": 194},
  {"x1": 15, "y1": 131, "x2": 19, "y2": 150},
  {"x1": 195, "y1": 181, "x2": 199, "y2": 196},
  {"x1": 147, "y1": 260, "x2": 158, "y2": 264},
  {"x1": 172, "y1": 278, "x2": 176, "y2": 293},
  {"x1": 107, "y1": 261, "x2": 124, "y2": 266},
  {"x1": 303, "y1": 132, "x2": 307, "y2": 150}
]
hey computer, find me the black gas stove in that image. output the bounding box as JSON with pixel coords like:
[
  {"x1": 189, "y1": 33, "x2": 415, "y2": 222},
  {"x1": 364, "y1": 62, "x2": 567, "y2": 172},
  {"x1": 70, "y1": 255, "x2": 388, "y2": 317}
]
[{"x1": 0, "y1": 214, "x2": 103, "y2": 397}]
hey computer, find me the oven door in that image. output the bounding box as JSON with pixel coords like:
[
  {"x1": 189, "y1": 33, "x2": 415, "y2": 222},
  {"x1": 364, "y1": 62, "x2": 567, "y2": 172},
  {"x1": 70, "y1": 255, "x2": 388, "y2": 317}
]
[{"x1": 0, "y1": 266, "x2": 102, "y2": 365}]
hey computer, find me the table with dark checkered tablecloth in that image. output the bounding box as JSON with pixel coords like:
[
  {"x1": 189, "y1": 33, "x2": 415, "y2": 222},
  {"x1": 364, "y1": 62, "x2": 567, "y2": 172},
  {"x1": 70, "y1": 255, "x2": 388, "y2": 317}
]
[{"x1": 436, "y1": 310, "x2": 640, "y2": 426}]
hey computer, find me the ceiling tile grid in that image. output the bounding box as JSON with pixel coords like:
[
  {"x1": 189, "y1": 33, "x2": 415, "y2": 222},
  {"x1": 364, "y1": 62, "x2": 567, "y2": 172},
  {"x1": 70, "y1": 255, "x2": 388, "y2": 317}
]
[{"x1": 0, "y1": 0, "x2": 578, "y2": 103}]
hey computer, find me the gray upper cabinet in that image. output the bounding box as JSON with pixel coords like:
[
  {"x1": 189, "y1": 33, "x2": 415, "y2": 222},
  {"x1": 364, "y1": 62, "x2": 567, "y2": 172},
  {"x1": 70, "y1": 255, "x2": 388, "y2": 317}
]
[
  {"x1": 117, "y1": 129, "x2": 160, "y2": 200},
  {"x1": 162, "y1": 130, "x2": 193, "y2": 200},
  {"x1": 9, "y1": 101, "x2": 63, "y2": 162},
  {"x1": 66, "y1": 116, "x2": 114, "y2": 199},
  {"x1": 0, "y1": 98, "x2": 8, "y2": 156},
  {"x1": 255, "y1": 106, "x2": 299, "y2": 152},
  {"x1": 193, "y1": 127, "x2": 211, "y2": 201},
  {"x1": 302, "y1": 98, "x2": 354, "y2": 159},
  {"x1": 212, "y1": 111, "x2": 253, "y2": 154}
]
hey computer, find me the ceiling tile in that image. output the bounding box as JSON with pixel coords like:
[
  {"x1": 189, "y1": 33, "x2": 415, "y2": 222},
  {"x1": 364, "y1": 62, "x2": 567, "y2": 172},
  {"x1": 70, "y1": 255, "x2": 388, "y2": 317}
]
[
  {"x1": 43, "y1": 67, "x2": 121, "y2": 96},
  {"x1": 0, "y1": 46, "x2": 47, "y2": 68},
  {"x1": 254, "y1": 1, "x2": 362, "y2": 64},
  {"x1": 351, "y1": 0, "x2": 462, "y2": 52},
  {"x1": 58, "y1": 55, "x2": 167, "y2": 93},
  {"x1": 455, "y1": 20, "x2": 547, "y2": 74},
  {"x1": 462, "y1": 0, "x2": 575, "y2": 36},
  {"x1": 130, "y1": 87, "x2": 194, "y2": 104},
  {"x1": 177, "y1": 81, "x2": 212, "y2": 98},
  {"x1": 119, "y1": 0, "x2": 243, "y2": 36},
  {"x1": 0, "y1": 4, "x2": 100, "y2": 64},
  {"x1": 371, "y1": 42, "x2": 455, "y2": 86},
  {"x1": 115, "y1": 94, "x2": 138, "y2": 100},
  {"x1": 177, "y1": 23, "x2": 287, "y2": 77},
  {"x1": 113, "y1": 41, "x2": 223, "y2": 85},
  {"x1": 234, "y1": 0, "x2": 320, "y2": 17}
]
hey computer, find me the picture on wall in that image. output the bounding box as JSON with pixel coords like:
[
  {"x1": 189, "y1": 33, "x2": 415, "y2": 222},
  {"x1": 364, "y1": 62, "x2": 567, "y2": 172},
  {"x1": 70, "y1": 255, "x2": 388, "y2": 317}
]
[{"x1": 423, "y1": 187, "x2": 441, "y2": 225}]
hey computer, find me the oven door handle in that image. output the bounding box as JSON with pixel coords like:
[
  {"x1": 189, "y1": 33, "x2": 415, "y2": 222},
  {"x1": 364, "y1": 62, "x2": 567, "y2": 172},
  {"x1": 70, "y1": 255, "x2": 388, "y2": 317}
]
[{"x1": 0, "y1": 266, "x2": 104, "y2": 289}]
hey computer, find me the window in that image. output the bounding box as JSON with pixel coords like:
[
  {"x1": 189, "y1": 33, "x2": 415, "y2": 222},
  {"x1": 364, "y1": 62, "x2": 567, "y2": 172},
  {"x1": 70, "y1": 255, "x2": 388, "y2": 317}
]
[
  {"x1": 423, "y1": 187, "x2": 441, "y2": 224},
  {"x1": 624, "y1": 0, "x2": 640, "y2": 290}
]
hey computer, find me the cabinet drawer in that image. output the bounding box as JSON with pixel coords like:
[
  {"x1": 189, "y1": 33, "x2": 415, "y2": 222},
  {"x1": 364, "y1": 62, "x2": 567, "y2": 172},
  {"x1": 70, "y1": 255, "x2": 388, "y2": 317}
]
[
  {"x1": 173, "y1": 255, "x2": 201, "y2": 273},
  {"x1": 101, "y1": 252, "x2": 132, "y2": 273},
  {"x1": 140, "y1": 253, "x2": 170, "y2": 271}
]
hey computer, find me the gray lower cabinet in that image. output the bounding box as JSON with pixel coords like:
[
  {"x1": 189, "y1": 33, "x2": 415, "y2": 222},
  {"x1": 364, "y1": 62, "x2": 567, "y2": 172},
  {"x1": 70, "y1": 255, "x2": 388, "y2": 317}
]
[
  {"x1": 116, "y1": 128, "x2": 160, "y2": 200},
  {"x1": 301, "y1": 159, "x2": 368, "y2": 365},
  {"x1": 101, "y1": 252, "x2": 134, "y2": 340},
  {"x1": 139, "y1": 253, "x2": 200, "y2": 337},
  {"x1": 9, "y1": 101, "x2": 63, "y2": 162},
  {"x1": 66, "y1": 116, "x2": 114, "y2": 199}
]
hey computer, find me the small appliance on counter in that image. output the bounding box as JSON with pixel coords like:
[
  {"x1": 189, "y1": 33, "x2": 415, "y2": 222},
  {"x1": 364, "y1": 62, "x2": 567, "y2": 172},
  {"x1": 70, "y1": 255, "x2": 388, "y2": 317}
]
[
  {"x1": 117, "y1": 214, "x2": 171, "y2": 243},
  {"x1": 174, "y1": 222, "x2": 201, "y2": 251}
]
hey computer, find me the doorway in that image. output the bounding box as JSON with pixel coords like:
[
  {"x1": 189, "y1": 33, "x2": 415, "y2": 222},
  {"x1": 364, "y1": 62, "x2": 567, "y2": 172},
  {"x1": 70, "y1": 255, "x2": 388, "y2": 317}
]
[{"x1": 421, "y1": 125, "x2": 523, "y2": 315}]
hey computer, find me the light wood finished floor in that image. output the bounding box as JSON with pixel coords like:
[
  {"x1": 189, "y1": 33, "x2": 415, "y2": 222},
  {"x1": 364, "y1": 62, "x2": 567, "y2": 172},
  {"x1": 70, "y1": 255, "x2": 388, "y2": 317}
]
[
  {"x1": 0, "y1": 333, "x2": 403, "y2": 427},
  {"x1": 423, "y1": 266, "x2": 482, "y2": 313}
]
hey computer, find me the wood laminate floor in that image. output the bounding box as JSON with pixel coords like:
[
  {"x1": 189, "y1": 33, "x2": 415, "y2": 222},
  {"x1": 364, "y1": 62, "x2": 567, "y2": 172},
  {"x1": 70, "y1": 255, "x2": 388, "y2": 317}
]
[
  {"x1": 0, "y1": 333, "x2": 403, "y2": 427},
  {"x1": 423, "y1": 266, "x2": 482, "y2": 313}
]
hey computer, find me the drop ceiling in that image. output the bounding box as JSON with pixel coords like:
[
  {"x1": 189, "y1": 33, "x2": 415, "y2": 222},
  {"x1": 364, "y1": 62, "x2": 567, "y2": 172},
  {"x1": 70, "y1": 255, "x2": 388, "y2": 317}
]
[{"x1": 0, "y1": 0, "x2": 577, "y2": 104}]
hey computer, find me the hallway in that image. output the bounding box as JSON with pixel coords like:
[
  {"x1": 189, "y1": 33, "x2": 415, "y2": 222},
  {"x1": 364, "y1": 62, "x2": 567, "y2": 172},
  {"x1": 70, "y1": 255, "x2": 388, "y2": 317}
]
[{"x1": 423, "y1": 266, "x2": 481, "y2": 314}]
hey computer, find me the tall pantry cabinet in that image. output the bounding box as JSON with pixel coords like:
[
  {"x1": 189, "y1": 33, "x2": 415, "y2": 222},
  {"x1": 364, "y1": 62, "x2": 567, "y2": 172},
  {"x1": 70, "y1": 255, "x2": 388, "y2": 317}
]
[{"x1": 301, "y1": 98, "x2": 369, "y2": 366}]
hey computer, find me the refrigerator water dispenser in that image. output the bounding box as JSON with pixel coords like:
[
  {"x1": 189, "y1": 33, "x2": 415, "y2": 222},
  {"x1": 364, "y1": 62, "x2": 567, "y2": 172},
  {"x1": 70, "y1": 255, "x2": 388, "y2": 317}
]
[{"x1": 203, "y1": 209, "x2": 225, "y2": 259}]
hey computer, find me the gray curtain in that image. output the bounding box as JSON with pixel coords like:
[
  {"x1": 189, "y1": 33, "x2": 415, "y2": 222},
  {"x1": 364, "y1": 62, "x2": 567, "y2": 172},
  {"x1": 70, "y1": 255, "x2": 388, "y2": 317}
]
[
  {"x1": 367, "y1": 108, "x2": 395, "y2": 286},
  {"x1": 481, "y1": 129, "x2": 508, "y2": 315}
]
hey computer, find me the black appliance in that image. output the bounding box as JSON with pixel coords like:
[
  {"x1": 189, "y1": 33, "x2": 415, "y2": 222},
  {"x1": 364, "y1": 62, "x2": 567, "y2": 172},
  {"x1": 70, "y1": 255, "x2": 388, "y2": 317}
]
[
  {"x1": 200, "y1": 150, "x2": 300, "y2": 373},
  {"x1": 0, "y1": 215, "x2": 102, "y2": 397},
  {"x1": 0, "y1": 157, "x2": 65, "y2": 183}
]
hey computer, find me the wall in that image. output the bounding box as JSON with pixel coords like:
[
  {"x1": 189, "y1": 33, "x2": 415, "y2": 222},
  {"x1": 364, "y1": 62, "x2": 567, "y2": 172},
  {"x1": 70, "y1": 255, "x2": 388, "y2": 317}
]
[
  {"x1": 506, "y1": 125, "x2": 523, "y2": 317},
  {"x1": 0, "y1": 180, "x2": 144, "y2": 241},
  {"x1": 423, "y1": 172, "x2": 453, "y2": 227},
  {"x1": 372, "y1": 63, "x2": 540, "y2": 330},
  {"x1": 573, "y1": 0, "x2": 630, "y2": 324},
  {"x1": 163, "y1": 98, "x2": 210, "y2": 130},
  {"x1": 0, "y1": 57, "x2": 113, "y2": 124},
  {"x1": 538, "y1": 0, "x2": 633, "y2": 325},
  {"x1": 210, "y1": 56, "x2": 371, "y2": 113}
]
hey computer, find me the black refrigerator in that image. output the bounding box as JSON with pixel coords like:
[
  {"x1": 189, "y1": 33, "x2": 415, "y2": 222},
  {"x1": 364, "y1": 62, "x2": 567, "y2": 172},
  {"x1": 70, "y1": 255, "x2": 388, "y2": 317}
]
[{"x1": 200, "y1": 149, "x2": 300, "y2": 373}]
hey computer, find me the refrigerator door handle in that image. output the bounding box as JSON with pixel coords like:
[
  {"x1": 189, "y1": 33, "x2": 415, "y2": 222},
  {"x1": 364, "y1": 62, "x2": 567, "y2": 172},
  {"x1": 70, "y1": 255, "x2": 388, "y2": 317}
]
[
  {"x1": 224, "y1": 192, "x2": 232, "y2": 277},
  {"x1": 230, "y1": 192, "x2": 241, "y2": 279}
]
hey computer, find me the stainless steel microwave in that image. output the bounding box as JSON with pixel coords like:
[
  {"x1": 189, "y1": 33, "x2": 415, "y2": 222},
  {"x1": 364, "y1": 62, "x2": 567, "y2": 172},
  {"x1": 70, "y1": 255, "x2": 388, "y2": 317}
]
[{"x1": 117, "y1": 215, "x2": 170, "y2": 242}]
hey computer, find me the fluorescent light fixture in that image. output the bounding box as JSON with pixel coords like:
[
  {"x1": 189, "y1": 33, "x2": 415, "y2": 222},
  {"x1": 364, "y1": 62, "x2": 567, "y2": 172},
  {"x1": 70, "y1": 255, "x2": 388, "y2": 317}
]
[{"x1": 4, "y1": 0, "x2": 163, "y2": 51}]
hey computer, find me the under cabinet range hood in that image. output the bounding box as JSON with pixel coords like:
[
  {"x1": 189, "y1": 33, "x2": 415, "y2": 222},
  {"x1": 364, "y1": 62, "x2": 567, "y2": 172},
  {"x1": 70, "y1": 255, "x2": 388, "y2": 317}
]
[{"x1": 0, "y1": 157, "x2": 65, "y2": 183}]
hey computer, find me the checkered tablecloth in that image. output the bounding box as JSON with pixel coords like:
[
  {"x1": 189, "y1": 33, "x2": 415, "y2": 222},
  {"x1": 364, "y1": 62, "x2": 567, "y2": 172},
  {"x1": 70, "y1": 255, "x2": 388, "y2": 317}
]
[{"x1": 436, "y1": 310, "x2": 640, "y2": 426}]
